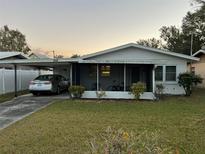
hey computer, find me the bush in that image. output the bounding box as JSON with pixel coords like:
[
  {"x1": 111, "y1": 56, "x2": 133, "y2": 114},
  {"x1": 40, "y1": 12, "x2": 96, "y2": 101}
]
[
  {"x1": 88, "y1": 127, "x2": 176, "y2": 154},
  {"x1": 68, "y1": 85, "x2": 85, "y2": 98},
  {"x1": 130, "y1": 82, "x2": 146, "y2": 100},
  {"x1": 96, "y1": 89, "x2": 106, "y2": 99},
  {"x1": 178, "y1": 72, "x2": 203, "y2": 96},
  {"x1": 155, "y1": 83, "x2": 165, "y2": 99}
]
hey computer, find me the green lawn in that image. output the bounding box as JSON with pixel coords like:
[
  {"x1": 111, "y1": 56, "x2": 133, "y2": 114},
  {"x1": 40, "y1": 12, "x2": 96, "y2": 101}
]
[{"x1": 0, "y1": 89, "x2": 205, "y2": 153}]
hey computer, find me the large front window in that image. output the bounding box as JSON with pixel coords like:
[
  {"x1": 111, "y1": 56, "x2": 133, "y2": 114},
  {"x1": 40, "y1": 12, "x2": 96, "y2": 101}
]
[
  {"x1": 166, "y1": 66, "x2": 176, "y2": 81},
  {"x1": 155, "y1": 66, "x2": 163, "y2": 81}
]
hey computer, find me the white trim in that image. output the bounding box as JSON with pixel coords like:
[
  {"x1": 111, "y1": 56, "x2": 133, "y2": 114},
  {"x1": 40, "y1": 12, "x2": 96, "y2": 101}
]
[
  {"x1": 81, "y1": 43, "x2": 199, "y2": 61},
  {"x1": 82, "y1": 91, "x2": 156, "y2": 100},
  {"x1": 19, "y1": 68, "x2": 22, "y2": 90},
  {"x1": 97, "y1": 64, "x2": 99, "y2": 91},
  {"x1": 2, "y1": 68, "x2": 5, "y2": 94},
  {"x1": 124, "y1": 64, "x2": 126, "y2": 91},
  {"x1": 165, "y1": 66, "x2": 177, "y2": 82},
  {"x1": 192, "y1": 49, "x2": 205, "y2": 57},
  {"x1": 155, "y1": 65, "x2": 163, "y2": 82},
  {"x1": 163, "y1": 65, "x2": 166, "y2": 82},
  {"x1": 152, "y1": 66, "x2": 155, "y2": 93}
]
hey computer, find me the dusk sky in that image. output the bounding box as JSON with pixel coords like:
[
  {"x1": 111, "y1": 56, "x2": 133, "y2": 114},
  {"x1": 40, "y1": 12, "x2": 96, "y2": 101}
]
[{"x1": 0, "y1": 0, "x2": 193, "y2": 57}]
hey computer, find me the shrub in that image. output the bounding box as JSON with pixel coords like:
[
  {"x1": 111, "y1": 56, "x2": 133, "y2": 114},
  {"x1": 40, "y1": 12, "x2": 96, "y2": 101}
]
[
  {"x1": 96, "y1": 89, "x2": 106, "y2": 99},
  {"x1": 130, "y1": 82, "x2": 146, "y2": 100},
  {"x1": 178, "y1": 72, "x2": 203, "y2": 96},
  {"x1": 68, "y1": 85, "x2": 85, "y2": 98},
  {"x1": 155, "y1": 83, "x2": 165, "y2": 99},
  {"x1": 88, "y1": 127, "x2": 176, "y2": 154}
]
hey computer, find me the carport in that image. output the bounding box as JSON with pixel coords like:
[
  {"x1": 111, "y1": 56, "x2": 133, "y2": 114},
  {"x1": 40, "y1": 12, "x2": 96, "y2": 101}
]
[{"x1": 0, "y1": 58, "x2": 78, "y2": 97}]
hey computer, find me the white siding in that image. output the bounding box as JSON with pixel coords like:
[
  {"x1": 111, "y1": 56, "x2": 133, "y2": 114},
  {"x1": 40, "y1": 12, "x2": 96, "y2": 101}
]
[
  {"x1": 85, "y1": 47, "x2": 188, "y2": 95},
  {"x1": 85, "y1": 47, "x2": 188, "y2": 65}
]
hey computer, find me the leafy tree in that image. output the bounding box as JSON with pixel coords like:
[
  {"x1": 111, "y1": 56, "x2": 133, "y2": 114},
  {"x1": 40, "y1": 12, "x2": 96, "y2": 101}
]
[
  {"x1": 160, "y1": 0, "x2": 205, "y2": 55},
  {"x1": 70, "y1": 54, "x2": 80, "y2": 58},
  {"x1": 178, "y1": 72, "x2": 203, "y2": 96},
  {"x1": 54, "y1": 55, "x2": 64, "y2": 58},
  {"x1": 181, "y1": 1, "x2": 205, "y2": 54},
  {"x1": 159, "y1": 26, "x2": 185, "y2": 53},
  {"x1": 0, "y1": 25, "x2": 30, "y2": 54},
  {"x1": 139, "y1": 0, "x2": 205, "y2": 54},
  {"x1": 136, "y1": 38, "x2": 163, "y2": 49}
]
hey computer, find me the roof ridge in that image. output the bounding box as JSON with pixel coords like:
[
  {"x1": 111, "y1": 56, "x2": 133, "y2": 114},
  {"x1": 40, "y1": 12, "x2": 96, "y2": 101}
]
[{"x1": 81, "y1": 43, "x2": 198, "y2": 61}]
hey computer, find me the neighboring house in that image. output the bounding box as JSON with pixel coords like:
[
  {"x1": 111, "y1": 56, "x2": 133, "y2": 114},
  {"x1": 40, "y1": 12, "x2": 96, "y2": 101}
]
[
  {"x1": 28, "y1": 52, "x2": 50, "y2": 59},
  {"x1": 0, "y1": 52, "x2": 39, "y2": 95},
  {"x1": 191, "y1": 46, "x2": 205, "y2": 88},
  {"x1": 0, "y1": 51, "x2": 28, "y2": 60},
  {"x1": 28, "y1": 52, "x2": 53, "y2": 75},
  {"x1": 0, "y1": 43, "x2": 198, "y2": 99}
]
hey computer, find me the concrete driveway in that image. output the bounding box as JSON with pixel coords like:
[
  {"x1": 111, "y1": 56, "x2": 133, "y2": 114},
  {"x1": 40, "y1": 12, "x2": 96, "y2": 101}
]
[{"x1": 0, "y1": 94, "x2": 57, "y2": 130}]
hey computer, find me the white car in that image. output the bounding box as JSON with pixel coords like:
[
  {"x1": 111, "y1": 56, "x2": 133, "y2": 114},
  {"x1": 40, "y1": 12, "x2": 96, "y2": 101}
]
[{"x1": 29, "y1": 74, "x2": 69, "y2": 95}]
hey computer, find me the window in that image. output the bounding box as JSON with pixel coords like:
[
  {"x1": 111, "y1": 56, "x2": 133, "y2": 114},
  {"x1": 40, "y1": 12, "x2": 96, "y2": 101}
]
[
  {"x1": 101, "y1": 65, "x2": 111, "y2": 77},
  {"x1": 166, "y1": 66, "x2": 176, "y2": 81},
  {"x1": 155, "y1": 66, "x2": 163, "y2": 81}
]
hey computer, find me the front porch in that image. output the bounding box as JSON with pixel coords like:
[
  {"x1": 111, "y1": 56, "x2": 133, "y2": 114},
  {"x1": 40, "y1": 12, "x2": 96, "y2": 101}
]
[{"x1": 71, "y1": 63, "x2": 156, "y2": 100}]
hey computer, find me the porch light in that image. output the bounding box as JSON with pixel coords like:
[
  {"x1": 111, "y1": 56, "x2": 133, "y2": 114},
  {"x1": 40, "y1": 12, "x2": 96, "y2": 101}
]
[{"x1": 101, "y1": 65, "x2": 111, "y2": 77}]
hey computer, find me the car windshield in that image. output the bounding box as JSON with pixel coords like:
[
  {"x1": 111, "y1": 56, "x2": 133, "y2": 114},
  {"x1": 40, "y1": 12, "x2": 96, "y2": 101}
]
[{"x1": 35, "y1": 75, "x2": 54, "y2": 81}]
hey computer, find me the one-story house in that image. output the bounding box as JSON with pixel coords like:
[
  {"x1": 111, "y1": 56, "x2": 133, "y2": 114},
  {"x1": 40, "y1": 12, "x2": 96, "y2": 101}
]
[
  {"x1": 28, "y1": 52, "x2": 50, "y2": 59},
  {"x1": 191, "y1": 46, "x2": 205, "y2": 88},
  {"x1": 0, "y1": 43, "x2": 199, "y2": 99},
  {"x1": 0, "y1": 51, "x2": 28, "y2": 60}
]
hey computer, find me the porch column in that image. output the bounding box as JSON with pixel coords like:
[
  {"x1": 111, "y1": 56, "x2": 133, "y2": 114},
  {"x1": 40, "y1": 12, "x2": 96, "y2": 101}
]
[
  {"x1": 152, "y1": 65, "x2": 155, "y2": 93},
  {"x1": 97, "y1": 64, "x2": 99, "y2": 91},
  {"x1": 19, "y1": 68, "x2": 22, "y2": 91},
  {"x1": 124, "y1": 64, "x2": 126, "y2": 91},
  {"x1": 14, "y1": 64, "x2": 18, "y2": 97},
  {"x1": 2, "y1": 67, "x2": 5, "y2": 94},
  {"x1": 70, "y1": 63, "x2": 73, "y2": 86}
]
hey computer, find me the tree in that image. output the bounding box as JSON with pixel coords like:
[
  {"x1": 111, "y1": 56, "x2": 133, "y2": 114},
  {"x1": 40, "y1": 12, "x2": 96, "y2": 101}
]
[
  {"x1": 136, "y1": 38, "x2": 163, "y2": 49},
  {"x1": 159, "y1": 0, "x2": 205, "y2": 55},
  {"x1": 70, "y1": 54, "x2": 80, "y2": 58},
  {"x1": 0, "y1": 25, "x2": 30, "y2": 54},
  {"x1": 54, "y1": 55, "x2": 64, "y2": 58},
  {"x1": 159, "y1": 26, "x2": 185, "y2": 53},
  {"x1": 178, "y1": 72, "x2": 202, "y2": 96},
  {"x1": 181, "y1": 1, "x2": 205, "y2": 54}
]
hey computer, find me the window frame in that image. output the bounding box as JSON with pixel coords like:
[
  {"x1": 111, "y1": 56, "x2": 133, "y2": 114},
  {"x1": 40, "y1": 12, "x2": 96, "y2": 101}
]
[
  {"x1": 155, "y1": 66, "x2": 163, "y2": 81},
  {"x1": 165, "y1": 66, "x2": 177, "y2": 82}
]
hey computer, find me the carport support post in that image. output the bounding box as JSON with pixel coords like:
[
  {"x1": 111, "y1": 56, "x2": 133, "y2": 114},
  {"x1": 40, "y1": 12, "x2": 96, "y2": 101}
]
[
  {"x1": 152, "y1": 65, "x2": 155, "y2": 93},
  {"x1": 70, "y1": 63, "x2": 73, "y2": 86},
  {"x1": 97, "y1": 64, "x2": 99, "y2": 91},
  {"x1": 2, "y1": 67, "x2": 5, "y2": 94},
  {"x1": 124, "y1": 64, "x2": 126, "y2": 91},
  {"x1": 14, "y1": 64, "x2": 18, "y2": 97}
]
